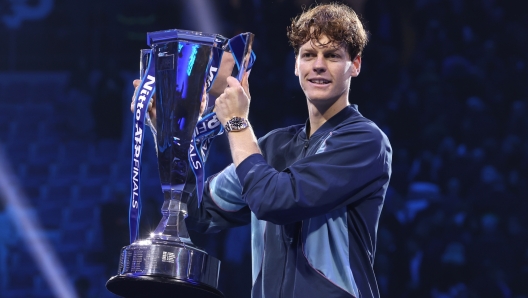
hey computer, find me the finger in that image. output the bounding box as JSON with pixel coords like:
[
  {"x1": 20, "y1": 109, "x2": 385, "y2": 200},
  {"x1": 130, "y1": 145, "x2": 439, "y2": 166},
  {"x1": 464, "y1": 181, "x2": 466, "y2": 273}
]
[
  {"x1": 214, "y1": 96, "x2": 222, "y2": 109},
  {"x1": 131, "y1": 79, "x2": 146, "y2": 113},
  {"x1": 131, "y1": 95, "x2": 136, "y2": 113},
  {"x1": 226, "y1": 76, "x2": 241, "y2": 89},
  {"x1": 131, "y1": 80, "x2": 141, "y2": 101}
]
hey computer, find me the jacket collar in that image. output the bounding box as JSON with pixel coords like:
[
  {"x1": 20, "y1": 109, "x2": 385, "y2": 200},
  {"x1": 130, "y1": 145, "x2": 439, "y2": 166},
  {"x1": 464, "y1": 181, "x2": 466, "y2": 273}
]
[{"x1": 301, "y1": 105, "x2": 359, "y2": 140}]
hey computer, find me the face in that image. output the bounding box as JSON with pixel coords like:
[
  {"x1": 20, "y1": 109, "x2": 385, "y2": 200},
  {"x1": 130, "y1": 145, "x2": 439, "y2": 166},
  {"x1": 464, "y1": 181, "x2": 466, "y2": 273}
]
[{"x1": 294, "y1": 35, "x2": 361, "y2": 109}]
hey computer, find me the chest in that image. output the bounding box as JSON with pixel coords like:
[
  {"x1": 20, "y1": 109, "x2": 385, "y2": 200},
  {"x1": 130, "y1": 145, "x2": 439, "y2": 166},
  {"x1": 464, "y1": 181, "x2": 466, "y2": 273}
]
[{"x1": 263, "y1": 132, "x2": 332, "y2": 171}]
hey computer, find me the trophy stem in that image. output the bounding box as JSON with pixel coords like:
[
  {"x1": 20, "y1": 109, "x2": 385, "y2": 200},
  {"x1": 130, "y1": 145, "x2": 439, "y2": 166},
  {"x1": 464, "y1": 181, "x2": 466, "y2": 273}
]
[{"x1": 151, "y1": 190, "x2": 192, "y2": 244}]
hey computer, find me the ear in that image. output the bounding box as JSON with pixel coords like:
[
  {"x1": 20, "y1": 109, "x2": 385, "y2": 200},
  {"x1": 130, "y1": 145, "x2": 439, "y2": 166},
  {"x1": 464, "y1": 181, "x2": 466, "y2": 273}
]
[
  {"x1": 294, "y1": 56, "x2": 299, "y2": 77},
  {"x1": 351, "y1": 55, "x2": 361, "y2": 77}
]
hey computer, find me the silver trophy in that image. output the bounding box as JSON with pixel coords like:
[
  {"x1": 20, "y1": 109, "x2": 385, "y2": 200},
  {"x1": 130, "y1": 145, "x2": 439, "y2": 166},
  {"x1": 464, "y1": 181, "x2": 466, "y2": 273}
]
[{"x1": 106, "y1": 29, "x2": 254, "y2": 298}]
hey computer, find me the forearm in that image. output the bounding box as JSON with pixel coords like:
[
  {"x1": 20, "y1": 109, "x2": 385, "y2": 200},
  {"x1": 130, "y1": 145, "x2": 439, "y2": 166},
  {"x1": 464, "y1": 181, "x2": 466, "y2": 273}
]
[
  {"x1": 235, "y1": 127, "x2": 392, "y2": 224},
  {"x1": 227, "y1": 123, "x2": 261, "y2": 167},
  {"x1": 186, "y1": 166, "x2": 251, "y2": 233}
]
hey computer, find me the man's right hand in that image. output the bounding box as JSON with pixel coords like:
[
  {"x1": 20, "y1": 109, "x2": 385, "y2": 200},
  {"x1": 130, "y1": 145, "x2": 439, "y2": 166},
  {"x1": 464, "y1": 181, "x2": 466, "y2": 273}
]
[{"x1": 131, "y1": 79, "x2": 156, "y2": 125}]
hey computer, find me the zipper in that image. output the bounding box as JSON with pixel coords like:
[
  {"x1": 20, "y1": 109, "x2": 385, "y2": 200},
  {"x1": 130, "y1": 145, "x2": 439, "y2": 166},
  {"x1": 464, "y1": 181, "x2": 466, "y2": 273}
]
[{"x1": 302, "y1": 140, "x2": 309, "y2": 158}]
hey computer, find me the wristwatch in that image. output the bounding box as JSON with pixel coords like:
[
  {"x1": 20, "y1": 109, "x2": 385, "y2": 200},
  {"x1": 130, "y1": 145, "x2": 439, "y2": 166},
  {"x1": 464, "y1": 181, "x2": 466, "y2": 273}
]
[{"x1": 224, "y1": 116, "x2": 249, "y2": 132}]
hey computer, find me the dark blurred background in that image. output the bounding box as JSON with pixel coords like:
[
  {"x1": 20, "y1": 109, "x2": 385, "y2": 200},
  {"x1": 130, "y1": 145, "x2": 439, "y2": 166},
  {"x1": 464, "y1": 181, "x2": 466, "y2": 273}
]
[{"x1": 0, "y1": 0, "x2": 527, "y2": 297}]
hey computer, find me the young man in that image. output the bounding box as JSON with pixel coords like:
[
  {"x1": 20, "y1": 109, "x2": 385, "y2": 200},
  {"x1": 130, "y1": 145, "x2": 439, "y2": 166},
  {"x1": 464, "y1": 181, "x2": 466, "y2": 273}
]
[{"x1": 186, "y1": 3, "x2": 392, "y2": 298}]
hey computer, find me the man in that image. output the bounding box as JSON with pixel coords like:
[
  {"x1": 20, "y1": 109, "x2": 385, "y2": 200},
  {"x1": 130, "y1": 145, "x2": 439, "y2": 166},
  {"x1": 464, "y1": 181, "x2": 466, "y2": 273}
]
[{"x1": 186, "y1": 3, "x2": 392, "y2": 298}]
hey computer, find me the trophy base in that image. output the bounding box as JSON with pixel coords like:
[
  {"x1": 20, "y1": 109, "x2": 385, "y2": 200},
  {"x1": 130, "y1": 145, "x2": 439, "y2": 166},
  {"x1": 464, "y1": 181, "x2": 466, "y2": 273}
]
[
  {"x1": 106, "y1": 275, "x2": 224, "y2": 298},
  {"x1": 106, "y1": 239, "x2": 223, "y2": 298}
]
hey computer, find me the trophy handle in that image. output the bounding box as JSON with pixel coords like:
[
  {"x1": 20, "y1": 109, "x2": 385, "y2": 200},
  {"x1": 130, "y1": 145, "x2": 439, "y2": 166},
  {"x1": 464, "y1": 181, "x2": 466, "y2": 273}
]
[{"x1": 228, "y1": 33, "x2": 255, "y2": 82}]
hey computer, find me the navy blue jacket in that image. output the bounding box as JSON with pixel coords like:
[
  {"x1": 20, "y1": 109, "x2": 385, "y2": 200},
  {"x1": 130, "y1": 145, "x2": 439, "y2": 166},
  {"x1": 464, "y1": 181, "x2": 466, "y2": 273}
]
[{"x1": 187, "y1": 105, "x2": 392, "y2": 298}]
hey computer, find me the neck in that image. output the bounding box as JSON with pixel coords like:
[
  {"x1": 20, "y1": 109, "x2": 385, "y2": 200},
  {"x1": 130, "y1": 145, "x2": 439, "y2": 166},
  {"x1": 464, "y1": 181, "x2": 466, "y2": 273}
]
[{"x1": 307, "y1": 99, "x2": 348, "y2": 138}]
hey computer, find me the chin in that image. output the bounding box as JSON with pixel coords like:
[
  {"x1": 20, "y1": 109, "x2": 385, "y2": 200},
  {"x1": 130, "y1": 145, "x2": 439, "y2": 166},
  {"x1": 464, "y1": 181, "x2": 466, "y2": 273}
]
[
  {"x1": 307, "y1": 97, "x2": 337, "y2": 108},
  {"x1": 308, "y1": 97, "x2": 329, "y2": 104},
  {"x1": 307, "y1": 92, "x2": 337, "y2": 102},
  {"x1": 305, "y1": 91, "x2": 327, "y2": 100}
]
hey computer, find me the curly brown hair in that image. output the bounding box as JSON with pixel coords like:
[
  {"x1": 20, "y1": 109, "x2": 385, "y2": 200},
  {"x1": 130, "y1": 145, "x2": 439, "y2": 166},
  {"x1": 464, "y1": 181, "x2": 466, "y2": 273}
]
[{"x1": 287, "y1": 3, "x2": 368, "y2": 59}]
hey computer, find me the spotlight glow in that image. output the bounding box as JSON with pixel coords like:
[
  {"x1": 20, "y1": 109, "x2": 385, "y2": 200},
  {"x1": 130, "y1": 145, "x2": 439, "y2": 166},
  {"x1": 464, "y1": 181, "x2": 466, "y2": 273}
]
[{"x1": 0, "y1": 147, "x2": 78, "y2": 298}]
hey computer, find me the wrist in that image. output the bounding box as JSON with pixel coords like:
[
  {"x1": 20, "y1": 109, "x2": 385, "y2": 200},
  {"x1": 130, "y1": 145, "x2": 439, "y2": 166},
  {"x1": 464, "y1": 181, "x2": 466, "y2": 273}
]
[
  {"x1": 224, "y1": 116, "x2": 249, "y2": 133},
  {"x1": 226, "y1": 124, "x2": 260, "y2": 167}
]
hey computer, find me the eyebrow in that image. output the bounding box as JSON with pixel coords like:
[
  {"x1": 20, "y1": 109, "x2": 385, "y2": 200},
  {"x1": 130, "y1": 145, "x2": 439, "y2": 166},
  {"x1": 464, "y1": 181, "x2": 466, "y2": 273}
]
[{"x1": 300, "y1": 46, "x2": 345, "y2": 55}]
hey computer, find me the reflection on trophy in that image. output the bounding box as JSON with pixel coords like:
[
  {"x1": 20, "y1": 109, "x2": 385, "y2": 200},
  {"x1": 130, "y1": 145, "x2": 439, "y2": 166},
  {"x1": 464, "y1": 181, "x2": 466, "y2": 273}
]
[{"x1": 106, "y1": 29, "x2": 254, "y2": 298}]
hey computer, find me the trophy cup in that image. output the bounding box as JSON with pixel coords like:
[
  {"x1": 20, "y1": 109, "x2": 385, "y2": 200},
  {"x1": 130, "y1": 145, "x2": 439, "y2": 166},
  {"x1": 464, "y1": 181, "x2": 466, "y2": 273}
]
[{"x1": 106, "y1": 29, "x2": 254, "y2": 298}]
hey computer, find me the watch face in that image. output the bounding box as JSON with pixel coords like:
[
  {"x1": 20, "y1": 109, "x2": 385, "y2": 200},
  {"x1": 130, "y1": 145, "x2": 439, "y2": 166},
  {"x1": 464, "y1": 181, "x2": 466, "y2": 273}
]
[
  {"x1": 227, "y1": 117, "x2": 247, "y2": 131},
  {"x1": 232, "y1": 118, "x2": 245, "y2": 129}
]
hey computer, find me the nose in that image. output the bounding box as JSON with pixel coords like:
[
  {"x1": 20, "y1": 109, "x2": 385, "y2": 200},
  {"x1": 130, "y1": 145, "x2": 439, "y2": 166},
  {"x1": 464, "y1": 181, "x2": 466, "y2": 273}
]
[{"x1": 313, "y1": 54, "x2": 326, "y2": 74}]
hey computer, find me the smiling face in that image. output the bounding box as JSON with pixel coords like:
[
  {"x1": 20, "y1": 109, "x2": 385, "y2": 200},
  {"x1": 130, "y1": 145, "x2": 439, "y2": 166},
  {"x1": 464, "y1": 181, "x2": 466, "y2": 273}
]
[{"x1": 295, "y1": 34, "x2": 361, "y2": 111}]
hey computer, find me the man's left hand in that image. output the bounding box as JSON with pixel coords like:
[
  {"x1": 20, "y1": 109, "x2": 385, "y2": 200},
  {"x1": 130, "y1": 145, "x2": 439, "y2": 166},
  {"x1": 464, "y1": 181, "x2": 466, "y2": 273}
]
[{"x1": 215, "y1": 72, "x2": 251, "y2": 125}]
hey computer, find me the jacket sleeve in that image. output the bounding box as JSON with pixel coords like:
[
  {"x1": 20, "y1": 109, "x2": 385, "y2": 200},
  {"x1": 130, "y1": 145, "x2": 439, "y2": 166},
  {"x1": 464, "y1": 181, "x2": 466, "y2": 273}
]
[
  {"x1": 235, "y1": 123, "x2": 392, "y2": 225},
  {"x1": 186, "y1": 164, "x2": 251, "y2": 233}
]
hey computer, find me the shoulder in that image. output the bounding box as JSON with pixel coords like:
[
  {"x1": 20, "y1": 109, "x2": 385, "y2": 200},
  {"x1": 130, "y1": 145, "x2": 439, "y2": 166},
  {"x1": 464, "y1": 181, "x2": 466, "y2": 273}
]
[
  {"x1": 329, "y1": 113, "x2": 392, "y2": 157},
  {"x1": 339, "y1": 112, "x2": 389, "y2": 141},
  {"x1": 257, "y1": 124, "x2": 305, "y2": 146}
]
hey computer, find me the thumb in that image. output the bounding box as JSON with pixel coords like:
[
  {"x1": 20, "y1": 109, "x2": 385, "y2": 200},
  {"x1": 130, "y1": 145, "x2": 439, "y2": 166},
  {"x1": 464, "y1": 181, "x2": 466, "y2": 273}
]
[{"x1": 226, "y1": 76, "x2": 241, "y2": 89}]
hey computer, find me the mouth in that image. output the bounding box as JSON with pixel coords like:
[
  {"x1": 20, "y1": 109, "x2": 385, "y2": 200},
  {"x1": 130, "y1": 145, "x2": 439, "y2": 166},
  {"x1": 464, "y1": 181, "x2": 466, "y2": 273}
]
[{"x1": 308, "y1": 78, "x2": 331, "y2": 85}]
